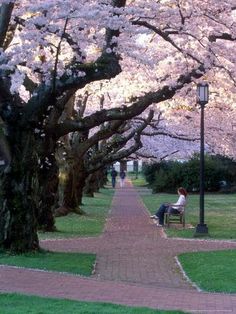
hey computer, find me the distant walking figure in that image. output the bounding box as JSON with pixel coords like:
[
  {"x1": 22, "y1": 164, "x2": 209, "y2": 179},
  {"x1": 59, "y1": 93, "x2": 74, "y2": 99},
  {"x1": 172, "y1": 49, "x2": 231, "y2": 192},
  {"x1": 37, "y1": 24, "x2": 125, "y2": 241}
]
[
  {"x1": 150, "y1": 187, "x2": 187, "y2": 226},
  {"x1": 119, "y1": 170, "x2": 126, "y2": 187},
  {"x1": 111, "y1": 167, "x2": 118, "y2": 188}
]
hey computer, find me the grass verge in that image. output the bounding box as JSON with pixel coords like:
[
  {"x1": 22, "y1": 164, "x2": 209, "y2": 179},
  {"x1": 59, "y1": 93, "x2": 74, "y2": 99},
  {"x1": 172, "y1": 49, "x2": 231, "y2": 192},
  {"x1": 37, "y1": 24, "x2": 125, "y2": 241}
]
[
  {"x1": 0, "y1": 251, "x2": 95, "y2": 276},
  {"x1": 2, "y1": 188, "x2": 114, "y2": 281},
  {"x1": 178, "y1": 250, "x2": 236, "y2": 293},
  {"x1": 139, "y1": 190, "x2": 236, "y2": 240},
  {"x1": 0, "y1": 293, "x2": 186, "y2": 314},
  {"x1": 39, "y1": 187, "x2": 114, "y2": 240},
  {"x1": 132, "y1": 177, "x2": 236, "y2": 293},
  {"x1": 128, "y1": 174, "x2": 147, "y2": 187}
]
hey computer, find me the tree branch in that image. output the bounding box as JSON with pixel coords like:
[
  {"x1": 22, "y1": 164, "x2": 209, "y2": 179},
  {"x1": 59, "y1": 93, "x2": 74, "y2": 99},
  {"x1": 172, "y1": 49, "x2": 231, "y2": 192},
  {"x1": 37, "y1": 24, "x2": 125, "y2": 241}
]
[
  {"x1": 54, "y1": 64, "x2": 206, "y2": 138},
  {"x1": 0, "y1": 3, "x2": 14, "y2": 47},
  {"x1": 75, "y1": 120, "x2": 126, "y2": 158},
  {"x1": 135, "y1": 149, "x2": 180, "y2": 161},
  {"x1": 131, "y1": 20, "x2": 203, "y2": 65},
  {"x1": 87, "y1": 110, "x2": 154, "y2": 173},
  {"x1": 209, "y1": 33, "x2": 236, "y2": 42}
]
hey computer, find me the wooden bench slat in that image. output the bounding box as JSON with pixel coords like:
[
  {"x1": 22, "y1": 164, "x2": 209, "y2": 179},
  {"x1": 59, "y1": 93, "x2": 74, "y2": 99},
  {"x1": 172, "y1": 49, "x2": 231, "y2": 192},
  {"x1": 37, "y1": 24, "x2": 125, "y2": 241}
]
[{"x1": 164, "y1": 209, "x2": 185, "y2": 228}]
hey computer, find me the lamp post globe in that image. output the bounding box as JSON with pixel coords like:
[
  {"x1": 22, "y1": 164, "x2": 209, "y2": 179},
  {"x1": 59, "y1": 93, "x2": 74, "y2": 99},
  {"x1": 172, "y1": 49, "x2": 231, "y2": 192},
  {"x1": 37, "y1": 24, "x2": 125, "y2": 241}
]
[
  {"x1": 197, "y1": 83, "x2": 209, "y2": 106},
  {"x1": 194, "y1": 83, "x2": 209, "y2": 236}
]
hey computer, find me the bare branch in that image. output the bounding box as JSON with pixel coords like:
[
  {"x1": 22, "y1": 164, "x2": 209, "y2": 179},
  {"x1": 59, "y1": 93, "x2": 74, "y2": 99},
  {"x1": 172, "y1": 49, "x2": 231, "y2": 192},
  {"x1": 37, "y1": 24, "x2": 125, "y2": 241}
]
[
  {"x1": 209, "y1": 33, "x2": 236, "y2": 42},
  {"x1": 87, "y1": 110, "x2": 154, "y2": 172},
  {"x1": 76, "y1": 91, "x2": 90, "y2": 118},
  {"x1": 75, "y1": 120, "x2": 125, "y2": 158},
  {"x1": 0, "y1": 3, "x2": 14, "y2": 48},
  {"x1": 131, "y1": 20, "x2": 203, "y2": 65},
  {"x1": 52, "y1": 18, "x2": 70, "y2": 95},
  {"x1": 136, "y1": 149, "x2": 179, "y2": 161},
  {"x1": 54, "y1": 64, "x2": 206, "y2": 138}
]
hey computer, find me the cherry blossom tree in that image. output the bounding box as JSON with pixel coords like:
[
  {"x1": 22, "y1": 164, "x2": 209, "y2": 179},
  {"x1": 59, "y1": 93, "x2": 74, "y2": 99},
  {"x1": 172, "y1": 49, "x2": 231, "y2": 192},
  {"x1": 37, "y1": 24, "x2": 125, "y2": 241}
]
[
  {"x1": 57, "y1": 91, "x2": 154, "y2": 216},
  {"x1": 0, "y1": 0, "x2": 236, "y2": 252},
  {"x1": 0, "y1": 0, "x2": 126, "y2": 252}
]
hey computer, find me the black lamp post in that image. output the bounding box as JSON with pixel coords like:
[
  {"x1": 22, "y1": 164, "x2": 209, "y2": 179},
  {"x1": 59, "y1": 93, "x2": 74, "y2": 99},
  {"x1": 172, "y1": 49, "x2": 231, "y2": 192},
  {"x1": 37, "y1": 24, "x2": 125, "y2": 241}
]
[{"x1": 195, "y1": 83, "x2": 209, "y2": 236}]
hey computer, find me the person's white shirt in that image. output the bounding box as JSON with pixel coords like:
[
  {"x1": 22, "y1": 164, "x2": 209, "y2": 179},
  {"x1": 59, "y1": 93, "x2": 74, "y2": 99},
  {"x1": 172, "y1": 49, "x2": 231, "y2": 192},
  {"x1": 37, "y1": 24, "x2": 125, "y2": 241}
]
[{"x1": 172, "y1": 195, "x2": 186, "y2": 210}]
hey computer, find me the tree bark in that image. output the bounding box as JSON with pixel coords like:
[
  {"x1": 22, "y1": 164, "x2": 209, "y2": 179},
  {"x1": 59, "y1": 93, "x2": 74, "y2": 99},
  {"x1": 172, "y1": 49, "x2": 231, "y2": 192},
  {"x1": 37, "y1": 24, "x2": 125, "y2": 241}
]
[
  {"x1": 37, "y1": 152, "x2": 58, "y2": 232},
  {"x1": 0, "y1": 130, "x2": 39, "y2": 253},
  {"x1": 0, "y1": 3, "x2": 14, "y2": 48},
  {"x1": 56, "y1": 160, "x2": 87, "y2": 216},
  {"x1": 84, "y1": 172, "x2": 98, "y2": 197},
  {"x1": 97, "y1": 168, "x2": 108, "y2": 188}
]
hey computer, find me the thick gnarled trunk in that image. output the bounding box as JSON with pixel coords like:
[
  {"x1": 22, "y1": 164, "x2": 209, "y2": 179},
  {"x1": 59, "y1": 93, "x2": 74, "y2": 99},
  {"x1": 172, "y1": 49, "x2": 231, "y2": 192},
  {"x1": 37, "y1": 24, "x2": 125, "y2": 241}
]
[
  {"x1": 97, "y1": 168, "x2": 109, "y2": 188},
  {"x1": 37, "y1": 157, "x2": 58, "y2": 232},
  {"x1": 37, "y1": 139, "x2": 58, "y2": 232},
  {"x1": 0, "y1": 131, "x2": 39, "y2": 253},
  {"x1": 84, "y1": 172, "x2": 99, "y2": 197},
  {"x1": 56, "y1": 160, "x2": 87, "y2": 216},
  {"x1": 0, "y1": 173, "x2": 39, "y2": 252}
]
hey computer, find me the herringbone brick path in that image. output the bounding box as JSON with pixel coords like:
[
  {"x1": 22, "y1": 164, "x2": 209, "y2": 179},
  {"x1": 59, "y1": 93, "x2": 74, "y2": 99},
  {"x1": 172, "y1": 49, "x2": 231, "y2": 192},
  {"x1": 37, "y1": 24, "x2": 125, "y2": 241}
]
[{"x1": 1, "y1": 180, "x2": 236, "y2": 313}]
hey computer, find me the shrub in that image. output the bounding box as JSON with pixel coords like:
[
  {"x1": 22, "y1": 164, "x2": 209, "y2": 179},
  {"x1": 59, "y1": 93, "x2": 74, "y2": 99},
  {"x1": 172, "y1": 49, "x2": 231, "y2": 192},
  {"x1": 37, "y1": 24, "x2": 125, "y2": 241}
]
[{"x1": 142, "y1": 154, "x2": 236, "y2": 193}]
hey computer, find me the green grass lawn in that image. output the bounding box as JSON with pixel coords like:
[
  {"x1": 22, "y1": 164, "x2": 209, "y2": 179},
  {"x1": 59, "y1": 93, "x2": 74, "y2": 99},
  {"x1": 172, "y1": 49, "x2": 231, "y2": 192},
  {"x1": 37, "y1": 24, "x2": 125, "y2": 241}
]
[
  {"x1": 133, "y1": 179, "x2": 236, "y2": 293},
  {"x1": 178, "y1": 250, "x2": 236, "y2": 293},
  {"x1": 140, "y1": 191, "x2": 236, "y2": 240},
  {"x1": 128, "y1": 174, "x2": 147, "y2": 186},
  {"x1": 0, "y1": 251, "x2": 95, "y2": 276},
  {"x1": 0, "y1": 188, "x2": 113, "y2": 276},
  {"x1": 39, "y1": 187, "x2": 114, "y2": 240},
  {"x1": 0, "y1": 293, "x2": 186, "y2": 314}
]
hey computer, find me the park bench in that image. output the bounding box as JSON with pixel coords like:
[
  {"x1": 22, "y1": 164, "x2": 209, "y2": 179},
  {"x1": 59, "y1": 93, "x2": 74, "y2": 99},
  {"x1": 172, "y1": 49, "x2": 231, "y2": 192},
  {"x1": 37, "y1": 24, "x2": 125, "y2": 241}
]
[{"x1": 164, "y1": 204, "x2": 186, "y2": 228}]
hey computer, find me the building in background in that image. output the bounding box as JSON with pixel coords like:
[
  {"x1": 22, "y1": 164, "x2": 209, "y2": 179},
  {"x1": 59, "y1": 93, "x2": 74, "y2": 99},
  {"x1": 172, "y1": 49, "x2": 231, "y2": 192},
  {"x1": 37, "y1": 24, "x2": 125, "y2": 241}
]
[{"x1": 113, "y1": 160, "x2": 142, "y2": 173}]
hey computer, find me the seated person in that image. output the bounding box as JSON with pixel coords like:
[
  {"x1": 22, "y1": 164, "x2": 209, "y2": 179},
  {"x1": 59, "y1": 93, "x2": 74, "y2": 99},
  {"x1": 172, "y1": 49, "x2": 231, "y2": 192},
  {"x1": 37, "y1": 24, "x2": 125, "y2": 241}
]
[{"x1": 150, "y1": 187, "x2": 187, "y2": 226}]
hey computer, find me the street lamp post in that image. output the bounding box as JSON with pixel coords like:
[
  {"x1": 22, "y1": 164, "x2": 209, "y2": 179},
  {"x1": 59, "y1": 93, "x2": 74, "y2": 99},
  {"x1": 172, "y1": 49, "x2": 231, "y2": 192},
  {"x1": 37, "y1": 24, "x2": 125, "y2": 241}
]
[{"x1": 195, "y1": 83, "x2": 209, "y2": 236}]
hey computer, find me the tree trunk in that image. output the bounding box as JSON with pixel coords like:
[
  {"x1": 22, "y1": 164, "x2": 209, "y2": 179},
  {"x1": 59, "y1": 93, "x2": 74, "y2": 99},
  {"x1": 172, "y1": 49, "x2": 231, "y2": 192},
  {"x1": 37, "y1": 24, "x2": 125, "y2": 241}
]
[
  {"x1": 0, "y1": 131, "x2": 39, "y2": 253},
  {"x1": 56, "y1": 160, "x2": 87, "y2": 216},
  {"x1": 97, "y1": 168, "x2": 108, "y2": 188},
  {"x1": 84, "y1": 171, "x2": 100, "y2": 197},
  {"x1": 37, "y1": 153, "x2": 58, "y2": 231},
  {"x1": 84, "y1": 173, "x2": 95, "y2": 197}
]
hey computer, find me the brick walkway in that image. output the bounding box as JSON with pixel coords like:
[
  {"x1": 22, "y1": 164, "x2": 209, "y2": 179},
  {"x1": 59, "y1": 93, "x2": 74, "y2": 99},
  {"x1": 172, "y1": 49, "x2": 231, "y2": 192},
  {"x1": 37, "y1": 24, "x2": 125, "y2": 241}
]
[{"x1": 1, "y1": 181, "x2": 236, "y2": 313}]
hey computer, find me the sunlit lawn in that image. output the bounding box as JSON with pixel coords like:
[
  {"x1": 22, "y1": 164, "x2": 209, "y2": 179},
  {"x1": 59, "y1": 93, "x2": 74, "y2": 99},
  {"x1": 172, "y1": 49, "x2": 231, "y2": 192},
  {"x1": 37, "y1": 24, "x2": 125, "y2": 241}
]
[
  {"x1": 0, "y1": 293, "x2": 186, "y2": 314},
  {"x1": 139, "y1": 191, "x2": 236, "y2": 240},
  {"x1": 129, "y1": 174, "x2": 147, "y2": 186},
  {"x1": 39, "y1": 187, "x2": 114, "y2": 240}
]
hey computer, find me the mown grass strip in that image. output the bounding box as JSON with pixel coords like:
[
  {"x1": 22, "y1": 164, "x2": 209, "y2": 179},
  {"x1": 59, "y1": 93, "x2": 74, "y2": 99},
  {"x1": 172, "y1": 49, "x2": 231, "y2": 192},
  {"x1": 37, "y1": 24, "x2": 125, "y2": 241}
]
[
  {"x1": 0, "y1": 251, "x2": 95, "y2": 276},
  {"x1": 132, "y1": 177, "x2": 236, "y2": 293},
  {"x1": 139, "y1": 190, "x2": 236, "y2": 240},
  {"x1": 178, "y1": 250, "x2": 236, "y2": 293},
  {"x1": 0, "y1": 293, "x2": 187, "y2": 314},
  {"x1": 39, "y1": 187, "x2": 114, "y2": 240}
]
